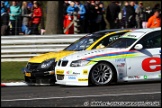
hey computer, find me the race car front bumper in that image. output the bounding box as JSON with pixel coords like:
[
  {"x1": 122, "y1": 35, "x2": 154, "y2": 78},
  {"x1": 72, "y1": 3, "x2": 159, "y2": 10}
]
[
  {"x1": 22, "y1": 68, "x2": 56, "y2": 84},
  {"x1": 55, "y1": 65, "x2": 94, "y2": 86}
]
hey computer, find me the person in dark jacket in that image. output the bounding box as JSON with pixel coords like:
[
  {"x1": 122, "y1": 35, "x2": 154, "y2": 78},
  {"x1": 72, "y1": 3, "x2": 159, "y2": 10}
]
[
  {"x1": 63, "y1": 1, "x2": 70, "y2": 16},
  {"x1": 95, "y1": 3, "x2": 106, "y2": 31},
  {"x1": 1, "y1": 2, "x2": 10, "y2": 36},
  {"x1": 88, "y1": 1, "x2": 98, "y2": 33},
  {"x1": 150, "y1": 3, "x2": 160, "y2": 16},
  {"x1": 125, "y1": 1, "x2": 136, "y2": 28},
  {"x1": 106, "y1": 1, "x2": 120, "y2": 29},
  {"x1": 84, "y1": 1, "x2": 91, "y2": 33}
]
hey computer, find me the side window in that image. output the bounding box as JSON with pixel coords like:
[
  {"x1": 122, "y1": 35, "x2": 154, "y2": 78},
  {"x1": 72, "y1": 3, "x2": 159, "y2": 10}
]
[
  {"x1": 92, "y1": 32, "x2": 125, "y2": 49},
  {"x1": 136, "y1": 31, "x2": 161, "y2": 48}
]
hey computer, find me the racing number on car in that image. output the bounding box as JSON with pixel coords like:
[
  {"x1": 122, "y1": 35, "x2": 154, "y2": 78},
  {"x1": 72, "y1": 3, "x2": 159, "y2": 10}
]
[{"x1": 142, "y1": 57, "x2": 161, "y2": 72}]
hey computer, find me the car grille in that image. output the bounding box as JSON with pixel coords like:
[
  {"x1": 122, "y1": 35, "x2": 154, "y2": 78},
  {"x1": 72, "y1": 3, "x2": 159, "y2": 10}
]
[
  {"x1": 57, "y1": 60, "x2": 68, "y2": 67},
  {"x1": 57, "y1": 75, "x2": 64, "y2": 80},
  {"x1": 27, "y1": 63, "x2": 40, "y2": 71}
]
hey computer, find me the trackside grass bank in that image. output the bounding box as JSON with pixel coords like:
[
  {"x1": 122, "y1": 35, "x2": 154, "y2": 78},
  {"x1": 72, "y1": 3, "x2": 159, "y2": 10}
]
[{"x1": 1, "y1": 62, "x2": 27, "y2": 82}]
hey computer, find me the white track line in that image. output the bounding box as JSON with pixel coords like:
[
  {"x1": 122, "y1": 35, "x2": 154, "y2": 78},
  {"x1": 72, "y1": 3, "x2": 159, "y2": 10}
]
[{"x1": 1, "y1": 91, "x2": 161, "y2": 102}]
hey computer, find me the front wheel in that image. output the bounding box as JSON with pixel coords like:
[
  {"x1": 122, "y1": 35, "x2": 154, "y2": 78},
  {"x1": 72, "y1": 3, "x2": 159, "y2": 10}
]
[{"x1": 90, "y1": 62, "x2": 115, "y2": 86}]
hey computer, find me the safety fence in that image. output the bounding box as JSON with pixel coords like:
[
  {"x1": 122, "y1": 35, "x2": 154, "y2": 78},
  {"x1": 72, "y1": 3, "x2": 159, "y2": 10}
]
[{"x1": 1, "y1": 34, "x2": 86, "y2": 62}]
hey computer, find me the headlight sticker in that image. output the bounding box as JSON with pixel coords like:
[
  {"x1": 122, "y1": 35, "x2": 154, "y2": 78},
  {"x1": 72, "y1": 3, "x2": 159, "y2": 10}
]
[{"x1": 56, "y1": 70, "x2": 64, "y2": 75}]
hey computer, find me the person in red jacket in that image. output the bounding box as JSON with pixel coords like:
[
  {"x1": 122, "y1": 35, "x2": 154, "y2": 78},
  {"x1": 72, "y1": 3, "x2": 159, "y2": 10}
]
[{"x1": 31, "y1": 1, "x2": 42, "y2": 35}]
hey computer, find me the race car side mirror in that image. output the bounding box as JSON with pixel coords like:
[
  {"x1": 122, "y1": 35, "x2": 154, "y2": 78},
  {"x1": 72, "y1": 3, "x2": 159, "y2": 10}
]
[{"x1": 134, "y1": 44, "x2": 143, "y2": 50}]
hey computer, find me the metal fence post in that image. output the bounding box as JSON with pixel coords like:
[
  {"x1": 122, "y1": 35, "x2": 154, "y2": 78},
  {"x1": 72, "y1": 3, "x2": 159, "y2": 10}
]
[{"x1": 73, "y1": 12, "x2": 79, "y2": 34}]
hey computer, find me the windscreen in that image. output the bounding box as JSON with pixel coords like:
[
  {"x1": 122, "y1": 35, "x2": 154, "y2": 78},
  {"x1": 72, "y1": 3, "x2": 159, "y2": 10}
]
[{"x1": 64, "y1": 34, "x2": 102, "y2": 51}]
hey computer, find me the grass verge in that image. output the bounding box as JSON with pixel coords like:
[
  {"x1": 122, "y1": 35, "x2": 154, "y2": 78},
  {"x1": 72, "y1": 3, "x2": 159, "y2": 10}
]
[{"x1": 1, "y1": 62, "x2": 27, "y2": 83}]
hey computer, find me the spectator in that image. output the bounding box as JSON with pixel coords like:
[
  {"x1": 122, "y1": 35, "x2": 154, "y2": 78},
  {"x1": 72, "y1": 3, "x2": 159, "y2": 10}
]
[
  {"x1": 2, "y1": 0, "x2": 10, "y2": 12},
  {"x1": 95, "y1": 3, "x2": 106, "y2": 31},
  {"x1": 147, "y1": 9, "x2": 161, "y2": 28},
  {"x1": 27, "y1": 1, "x2": 33, "y2": 11},
  {"x1": 21, "y1": 1, "x2": 32, "y2": 35},
  {"x1": 125, "y1": 1, "x2": 136, "y2": 28},
  {"x1": 106, "y1": 1, "x2": 120, "y2": 29},
  {"x1": 9, "y1": 1, "x2": 22, "y2": 35},
  {"x1": 135, "y1": 2, "x2": 144, "y2": 28},
  {"x1": 121, "y1": 1, "x2": 129, "y2": 28},
  {"x1": 66, "y1": 1, "x2": 78, "y2": 16},
  {"x1": 1, "y1": 1, "x2": 6, "y2": 14},
  {"x1": 84, "y1": 1, "x2": 91, "y2": 33},
  {"x1": 27, "y1": 1, "x2": 34, "y2": 27},
  {"x1": 74, "y1": 1, "x2": 86, "y2": 33},
  {"x1": 150, "y1": 3, "x2": 160, "y2": 16},
  {"x1": 31, "y1": 1, "x2": 42, "y2": 35},
  {"x1": 134, "y1": 1, "x2": 138, "y2": 10},
  {"x1": 1, "y1": 1, "x2": 10, "y2": 36},
  {"x1": 63, "y1": 1, "x2": 70, "y2": 16},
  {"x1": 65, "y1": 1, "x2": 78, "y2": 34},
  {"x1": 142, "y1": 7, "x2": 151, "y2": 28},
  {"x1": 116, "y1": 1, "x2": 122, "y2": 28},
  {"x1": 88, "y1": 1, "x2": 98, "y2": 32}
]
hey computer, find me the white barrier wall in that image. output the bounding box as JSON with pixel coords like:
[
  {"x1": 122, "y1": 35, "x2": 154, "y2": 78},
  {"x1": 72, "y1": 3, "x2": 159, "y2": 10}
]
[{"x1": 1, "y1": 34, "x2": 86, "y2": 62}]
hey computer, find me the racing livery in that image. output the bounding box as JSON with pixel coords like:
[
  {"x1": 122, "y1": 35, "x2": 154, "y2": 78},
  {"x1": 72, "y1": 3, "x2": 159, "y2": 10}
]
[
  {"x1": 23, "y1": 29, "x2": 132, "y2": 85},
  {"x1": 55, "y1": 28, "x2": 161, "y2": 86}
]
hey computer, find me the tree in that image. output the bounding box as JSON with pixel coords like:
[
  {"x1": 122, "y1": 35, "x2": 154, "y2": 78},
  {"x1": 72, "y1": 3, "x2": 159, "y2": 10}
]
[{"x1": 45, "y1": 1, "x2": 63, "y2": 34}]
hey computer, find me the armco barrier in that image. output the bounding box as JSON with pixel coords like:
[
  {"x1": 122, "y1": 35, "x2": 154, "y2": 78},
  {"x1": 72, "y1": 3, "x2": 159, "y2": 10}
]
[{"x1": 1, "y1": 34, "x2": 86, "y2": 62}]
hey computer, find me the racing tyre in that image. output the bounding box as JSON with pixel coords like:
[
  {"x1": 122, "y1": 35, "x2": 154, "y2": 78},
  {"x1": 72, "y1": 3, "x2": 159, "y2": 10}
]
[{"x1": 90, "y1": 62, "x2": 115, "y2": 86}]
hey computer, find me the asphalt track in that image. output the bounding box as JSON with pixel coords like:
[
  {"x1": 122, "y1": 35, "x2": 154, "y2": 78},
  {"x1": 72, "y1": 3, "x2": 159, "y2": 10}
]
[{"x1": 1, "y1": 81, "x2": 161, "y2": 107}]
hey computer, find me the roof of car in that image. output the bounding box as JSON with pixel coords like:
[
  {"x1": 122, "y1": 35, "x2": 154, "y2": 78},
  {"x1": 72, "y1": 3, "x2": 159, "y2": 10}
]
[
  {"x1": 87, "y1": 28, "x2": 135, "y2": 37},
  {"x1": 132, "y1": 27, "x2": 161, "y2": 33}
]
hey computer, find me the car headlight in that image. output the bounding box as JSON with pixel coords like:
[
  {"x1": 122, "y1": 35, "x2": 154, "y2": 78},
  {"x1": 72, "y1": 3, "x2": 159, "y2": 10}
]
[
  {"x1": 39, "y1": 59, "x2": 55, "y2": 69},
  {"x1": 70, "y1": 60, "x2": 89, "y2": 67}
]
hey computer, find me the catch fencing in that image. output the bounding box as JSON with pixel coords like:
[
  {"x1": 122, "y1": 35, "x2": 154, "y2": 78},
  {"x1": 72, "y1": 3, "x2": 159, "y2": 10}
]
[{"x1": 1, "y1": 34, "x2": 86, "y2": 62}]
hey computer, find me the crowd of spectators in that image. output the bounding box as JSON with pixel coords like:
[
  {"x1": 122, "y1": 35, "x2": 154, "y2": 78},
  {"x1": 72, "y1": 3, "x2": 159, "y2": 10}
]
[
  {"x1": 1, "y1": 1, "x2": 161, "y2": 35},
  {"x1": 1, "y1": 1, "x2": 42, "y2": 36},
  {"x1": 63, "y1": 1, "x2": 161, "y2": 34}
]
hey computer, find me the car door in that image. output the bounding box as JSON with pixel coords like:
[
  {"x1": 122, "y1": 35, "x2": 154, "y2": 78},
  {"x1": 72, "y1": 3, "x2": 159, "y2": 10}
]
[{"x1": 126, "y1": 30, "x2": 161, "y2": 80}]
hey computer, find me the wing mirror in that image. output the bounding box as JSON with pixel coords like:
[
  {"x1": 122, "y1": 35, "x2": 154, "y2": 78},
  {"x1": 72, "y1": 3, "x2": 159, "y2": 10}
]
[{"x1": 134, "y1": 44, "x2": 143, "y2": 50}]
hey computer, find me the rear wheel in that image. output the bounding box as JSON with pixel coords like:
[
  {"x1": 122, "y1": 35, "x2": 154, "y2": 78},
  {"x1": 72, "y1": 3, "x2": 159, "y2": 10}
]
[{"x1": 90, "y1": 62, "x2": 115, "y2": 86}]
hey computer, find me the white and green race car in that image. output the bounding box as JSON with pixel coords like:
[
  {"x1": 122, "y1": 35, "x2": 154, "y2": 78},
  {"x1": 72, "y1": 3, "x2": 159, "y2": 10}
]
[{"x1": 55, "y1": 28, "x2": 161, "y2": 86}]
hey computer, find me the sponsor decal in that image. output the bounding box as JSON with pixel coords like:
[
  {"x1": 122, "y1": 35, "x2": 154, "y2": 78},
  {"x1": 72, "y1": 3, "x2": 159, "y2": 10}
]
[
  {"x1": 127, "y1": 35, "x2": 136, "y2": 38},
  {"x1": 68, "y1": 76, "x2": 76, "y2": 80},
  {"x1": 142, "y1": 57, "x2": 161, "y2": 72},
  {"x1": 73, "y1": 72, "x2": 80, "y2": 75},
  {"x1": 144, "y1": 75, "x2": 147, "y2": 79},
  {"x1": 78, "y1": 78, "x2": 88, "y2": 82},
  {"x1": 66, "y1": 70, "x2": 72, "y2": 74},
  {"x1": 66, "y1": 71, "x2": 80, "y2": 75},
  {"x1": 117, "y1": 63, "x2": 125, "y2": 67},
  {"x1": 128, "y1": 76, "x2": 140, "y2": 79},
  {"x1": 83, "y1": 70, "x2": 88, "y2": 75},
  {"x1": 56, "y1": 70, "x2": 64, "y2": 75},
  {"x1": 115, "y1": 58, "x2": 126, "y2": 62}
]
